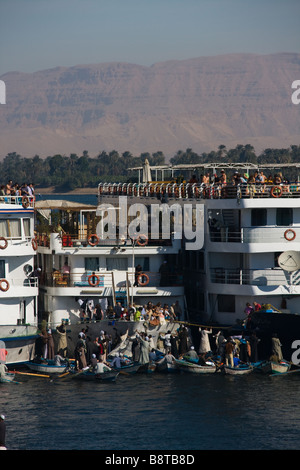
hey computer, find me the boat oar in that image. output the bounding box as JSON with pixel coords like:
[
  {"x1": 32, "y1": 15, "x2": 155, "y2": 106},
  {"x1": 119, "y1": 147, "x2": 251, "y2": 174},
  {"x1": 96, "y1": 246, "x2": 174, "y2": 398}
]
[
  {"x1": 58, "y1": 371, "x2": 70, "y2": 378},
  {"x1": 14, "y1": 370, "x2": 50, "y2": 378}
]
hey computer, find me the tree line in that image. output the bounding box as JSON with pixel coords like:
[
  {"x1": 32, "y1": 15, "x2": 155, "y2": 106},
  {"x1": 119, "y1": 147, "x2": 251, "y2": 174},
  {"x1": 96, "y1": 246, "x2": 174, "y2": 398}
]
[{"x1": 0, "y1": 144, "x2": 299, "y2": 191}]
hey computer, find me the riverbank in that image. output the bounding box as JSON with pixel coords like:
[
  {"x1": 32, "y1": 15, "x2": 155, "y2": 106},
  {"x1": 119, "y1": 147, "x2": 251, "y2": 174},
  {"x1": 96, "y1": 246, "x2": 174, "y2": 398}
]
[{"x1": 37, "y1": 186, "x2": 97, "y2": 195}]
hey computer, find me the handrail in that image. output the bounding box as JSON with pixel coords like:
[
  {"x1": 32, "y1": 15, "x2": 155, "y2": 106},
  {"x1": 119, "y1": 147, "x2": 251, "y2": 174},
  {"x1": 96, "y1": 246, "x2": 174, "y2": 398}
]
[
  {"x1": 210, "y1": 267, "x2": 300, "y2": 286},
  {"x1": 39, "y1": 270, "x2": 184, "y2": 288},
  {"x1": 0, "y1": 195, "x2": 35, "y2": 207},
  {"x1": 98, "y1": 182, "x2": 300, "y2": 200}
]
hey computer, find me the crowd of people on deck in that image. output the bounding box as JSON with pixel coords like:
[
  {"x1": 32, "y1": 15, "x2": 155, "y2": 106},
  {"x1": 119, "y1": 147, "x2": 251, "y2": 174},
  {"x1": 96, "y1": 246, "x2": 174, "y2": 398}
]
[
  {"x1": 186, "y1": 170, "x2": 298, "y2": 199},
  {"x1": 189, "y1": 169, "x2": 292, "y2": 187},
  {"x1": 77, "y1": 299, "x2": 183, "y2": 325},
  {"x1": 0, "y1": 180, "x2": 35, "y2": 203}
]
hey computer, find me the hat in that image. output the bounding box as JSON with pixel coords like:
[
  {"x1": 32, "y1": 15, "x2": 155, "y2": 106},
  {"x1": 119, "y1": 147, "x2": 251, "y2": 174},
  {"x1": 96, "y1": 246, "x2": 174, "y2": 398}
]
[
  {"x1": 0, "y1": 414, "x2": 5, "y2": 420},
  {"x1": 190, "y1": 346, "x2": 194, "y2": 350}
]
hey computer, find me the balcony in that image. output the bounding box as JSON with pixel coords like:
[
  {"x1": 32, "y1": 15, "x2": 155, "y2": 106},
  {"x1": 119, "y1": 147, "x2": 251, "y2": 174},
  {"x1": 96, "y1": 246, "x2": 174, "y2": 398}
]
[
  {"x1": 209, "y1": 226, "x2": 300, "y2": 244},
  {"x1": 210, "y1": 267, "x2": 300, "y2": 288}
]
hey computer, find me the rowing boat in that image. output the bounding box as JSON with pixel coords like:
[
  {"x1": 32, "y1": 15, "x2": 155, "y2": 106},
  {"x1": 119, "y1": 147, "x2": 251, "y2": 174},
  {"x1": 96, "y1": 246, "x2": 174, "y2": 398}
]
[
  {"x1": 223, "y1": 364, "x2": 253, "y2": 376},
  {"x1": 175, "y1": 359, "x2": 216, "y2": 374},
  {"x1": 256, "y1": 360, "x2": 291, "y2": 375},
  {"x1": 71, "y1": 369, "x2": 119, "y2": 382},
  {"x1": 25, "y1": 359, "x2": 69, "y2": 374}
]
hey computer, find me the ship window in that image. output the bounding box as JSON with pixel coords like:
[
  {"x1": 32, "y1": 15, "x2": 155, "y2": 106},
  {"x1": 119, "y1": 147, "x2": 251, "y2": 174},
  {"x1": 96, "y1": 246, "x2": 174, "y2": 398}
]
[
  {"x1": 0, "y1": 260, "x2": 5, "y2": 278},
  {"x1": 276, "y1": 208, "x2": 293, "y2": 226},
  {"x1": 0, "y1": 220, "x2": 8, "y2": 237},
  {"x1": 23, "y1": 218, "x2": 31, "y2": 237},
  {"x1": 251, "y1": 209, "x2": 267, "y2": 226},
  {"x1": 84, "y1": 257, "x2": 100, "y2": 271},
  {"x1": 0, "y1": 219, "x2": 21, "y2": 237},
  {"x1": 217, "y1": 294, "x2": 235, "y2": 312},
  {"x1": 106, "y1": 257, "x2": 128, "y2": 271}
]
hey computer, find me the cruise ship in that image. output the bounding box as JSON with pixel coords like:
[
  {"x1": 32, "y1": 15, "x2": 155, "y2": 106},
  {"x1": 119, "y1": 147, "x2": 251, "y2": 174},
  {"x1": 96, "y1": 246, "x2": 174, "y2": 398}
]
[
  {"x1": 35, "y1": 161, "x2": 300, "y2": 359},
  {"x1": 0, "y1": 194, "x2": 39, "y2": 365},
  {"x1": 35, "y1": 196, "x2": 188, "y2": 353}
]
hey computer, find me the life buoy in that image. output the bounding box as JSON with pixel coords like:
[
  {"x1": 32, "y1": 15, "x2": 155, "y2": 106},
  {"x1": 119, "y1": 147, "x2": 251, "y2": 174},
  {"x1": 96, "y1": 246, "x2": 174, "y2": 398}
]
[
  {"x1": 88, "y1": 234, "x2": 99, "y2": 246},
  {"x1": 271, "y1": 186, "x2": 283, "y2": 198},
  {"x1": 31, "y1": 237, "x2": 38, "y2": 250},
  {"x1": 136, "y1": 234, "x2": 148, "y2": 246},
  {"x1": 22, "y1": 196, "x2": 30, "y2": 208},
  {"x1": 284, "y1": 229, "x2": 296, "y2": 241},
  {"x1": 0, "y1": 279, "x2": 9, "y2": 292},
  {"x1": 137, "y1": 273, "x2": 149, "y2": 286},
  {"x1": 88, "y1": 274, "x2": 100, "y2": 287},
  {"x1": 0, "y1": 237, "x2": 8, "y2": 250}
]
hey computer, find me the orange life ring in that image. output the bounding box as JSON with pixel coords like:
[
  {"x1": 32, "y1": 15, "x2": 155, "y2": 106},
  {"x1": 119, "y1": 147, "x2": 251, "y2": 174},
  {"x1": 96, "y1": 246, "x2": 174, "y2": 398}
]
[
  {"x1": 31, "y1": 237, "x2": 38, "y2": 250},
  {"x1": 137, "y1": 273, "x2": 149, "y2": 286},
  {"x1": 284, "y1": 229, "x2": 296, "y2": 241},
  {"x1": 136, "y1": 234, "x2": 148, "y2": 246},
  {"x1": 88, "y1": 234, "x2": 99, "y2": 246},
  {"x1": 22, "y1": 196, "x2": 30, "y2": 208},
  {"x1": 88, "y1": 274, "x2": 100, "y2": 287},
  {"x1": 0, "y1": 279, "x2": 9, "y2": 292},
  {"x1": 271, "y1": 186, "x2": 283, "y2": 198},
  {"x1": 0, "y1": 237, "x2": 8, "y2": 250}
]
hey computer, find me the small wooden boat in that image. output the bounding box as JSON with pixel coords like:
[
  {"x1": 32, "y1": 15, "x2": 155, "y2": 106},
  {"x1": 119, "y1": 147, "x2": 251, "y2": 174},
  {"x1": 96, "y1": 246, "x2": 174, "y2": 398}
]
[
  {"x1": 72, "y1": 369, "x2": 119, "y2": 382},
  {"x1": 156, "y1": 360, "x2": 179, "y2": 373},
  {"x1": 223, "y1": 364, "x2": 253, "y2": 376},
  {"x1": 25, "y1": 359, "x2": 69, "y2": 375},
  {"x1": 257, "y1": 360, "x2": 291, "y2": 375},
  {"x1": 175, "y1": 359, "x2": 217, "y2": 374}
]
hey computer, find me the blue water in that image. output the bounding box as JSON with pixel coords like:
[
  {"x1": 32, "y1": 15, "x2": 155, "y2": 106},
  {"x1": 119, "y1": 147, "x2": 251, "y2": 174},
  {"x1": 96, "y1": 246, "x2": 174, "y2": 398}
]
[
  {"x1": 37, "y1": 192, "x2": 98, "y2": 206},
  {"x1": 1, "y1": 371, "x2": 300, "y2": 450}
]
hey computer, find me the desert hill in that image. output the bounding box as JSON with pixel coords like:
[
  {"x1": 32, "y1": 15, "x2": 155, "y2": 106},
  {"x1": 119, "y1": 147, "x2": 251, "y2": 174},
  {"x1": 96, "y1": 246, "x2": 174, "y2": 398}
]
[{"x1": 0, "y1": 53, "x2": 299, "y2": 158}]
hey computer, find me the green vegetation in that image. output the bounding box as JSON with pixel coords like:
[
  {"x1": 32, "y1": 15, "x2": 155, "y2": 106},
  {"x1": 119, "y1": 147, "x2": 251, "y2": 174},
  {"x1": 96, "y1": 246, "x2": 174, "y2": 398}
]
[{"x1": 0, "y1": 145, "x2": 299, "y2": 190}]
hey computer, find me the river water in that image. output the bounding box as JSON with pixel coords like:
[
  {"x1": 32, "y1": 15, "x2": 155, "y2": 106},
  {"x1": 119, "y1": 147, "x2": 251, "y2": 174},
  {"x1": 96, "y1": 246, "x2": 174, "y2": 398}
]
[{"x1": 1, "y1": 369, "x2": 300, "y2": 451}]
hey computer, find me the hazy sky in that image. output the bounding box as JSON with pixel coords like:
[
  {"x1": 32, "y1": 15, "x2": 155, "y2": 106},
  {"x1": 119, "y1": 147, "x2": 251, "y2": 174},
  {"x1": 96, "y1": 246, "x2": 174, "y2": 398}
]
[{"x1": 0, "y1": 0, "x2": 299, "y2": 75}]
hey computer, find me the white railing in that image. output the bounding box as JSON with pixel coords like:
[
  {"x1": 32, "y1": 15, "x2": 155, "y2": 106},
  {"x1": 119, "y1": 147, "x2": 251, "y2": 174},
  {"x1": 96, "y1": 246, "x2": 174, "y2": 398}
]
[
  {"x1": 210, "y1": 268, "x2": 300, "y2": 286},
  {"x1": 209, "y1": 226, "x2": 300, "y2": 243},
  {"x1": 98, "y1": 182, "x2": 300, "y2": 200}
]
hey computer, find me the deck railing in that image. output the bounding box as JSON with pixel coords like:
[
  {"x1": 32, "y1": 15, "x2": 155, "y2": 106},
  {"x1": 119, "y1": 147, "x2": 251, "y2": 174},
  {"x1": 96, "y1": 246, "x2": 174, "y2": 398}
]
[
  {"x1": 36, "y1": 233, "x2": 173, "y2": 249},
  {"x1": 98, "y1": 182, "x2": 300, "y2": 200},
  {"x1": 210, "y1": 267, "x2": 300, "y2": 286},
  {"x1": 209, "y1": 226, "x2": 300, "y2": 243},
  {"x1": 40, "y1": 270, "x2": 184, "y2": 289},
  {"x1": 0, "y1": 195, "x2": 35, "y2": 208}
]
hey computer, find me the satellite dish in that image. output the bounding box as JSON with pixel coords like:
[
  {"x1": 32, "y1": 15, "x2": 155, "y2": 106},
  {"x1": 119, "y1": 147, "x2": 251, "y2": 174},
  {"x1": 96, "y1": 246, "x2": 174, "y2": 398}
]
[
  {"x1": 23, "y1": 264, "x2": 33, "y2": 275},
  {"x1": 278, "y1": 251, "x2": 300, "y2": 272}
]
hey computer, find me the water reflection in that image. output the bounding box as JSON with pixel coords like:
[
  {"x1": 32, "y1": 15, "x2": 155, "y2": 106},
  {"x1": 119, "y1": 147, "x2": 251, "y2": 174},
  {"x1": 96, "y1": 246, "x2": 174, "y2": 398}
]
[{"x1": 1, "y1": 372, "x2": 300, "y2": 450}]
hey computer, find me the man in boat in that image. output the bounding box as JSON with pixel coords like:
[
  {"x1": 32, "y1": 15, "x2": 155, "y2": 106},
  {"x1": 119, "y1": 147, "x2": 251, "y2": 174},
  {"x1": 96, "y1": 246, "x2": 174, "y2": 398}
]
[
  {"x1": 156, "y1": 350, "x2": 176, "y2": 366},
  {"x1": 110, "y1": 353, "x2": 127, "y2": 369},
  {"x1": 94, "y1": 357, "x2": 112, "y2": 374},
  {"x1": 271, "y1": 333, "x2": 283, "y2": 362},
  {"x1": 182, "y1": 346, "x2": 199, "y2": 363}
]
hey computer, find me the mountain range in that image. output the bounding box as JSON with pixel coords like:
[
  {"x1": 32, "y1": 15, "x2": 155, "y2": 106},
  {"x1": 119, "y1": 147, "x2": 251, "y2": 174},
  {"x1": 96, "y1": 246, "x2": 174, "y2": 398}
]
[{"x1": 0, "y1": 53, "x2": 299, "y2": 159}]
